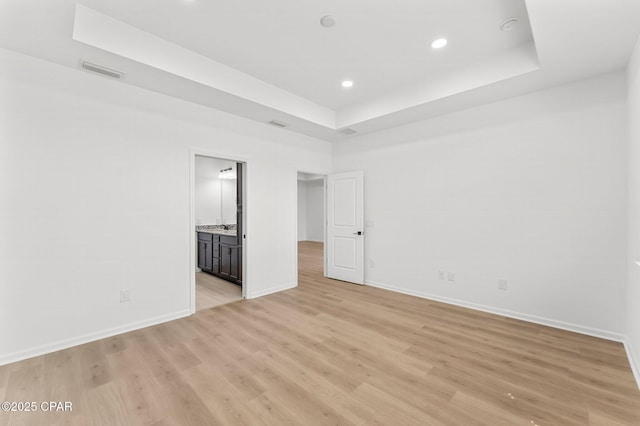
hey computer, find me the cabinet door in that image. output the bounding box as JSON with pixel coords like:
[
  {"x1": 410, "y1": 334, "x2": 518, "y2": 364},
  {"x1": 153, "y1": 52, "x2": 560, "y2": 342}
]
[
  {"x1": 197, "y1": 241, "x2": 207, "y2": 270},
  {"x1": 236, "y1": 247, "x2": 242, "y2": 284},
  {"x1": 229, "y1": 246, "x2": 239, "y2": 281},
  {"x1": 199, "y1": 241, "x2": 214, "y2": 271},
  {"x1": 220, "y1": 245, "x2": 231, "y2": 278},
  {"x1": 204, "y1": 242, "x2": 213, "y2": 271}
]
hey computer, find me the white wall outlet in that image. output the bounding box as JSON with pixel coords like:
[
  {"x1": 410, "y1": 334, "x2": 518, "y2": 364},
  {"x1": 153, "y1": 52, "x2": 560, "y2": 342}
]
[
  {"x1": 369, "y1": 259, "x2": 375, "y2": 268},
  {"x1": 438, "y1": 270, "x2": 445, "y2": 280},
  {"x1": 120, "y1": 289, "x2": 130, "y2": 303},
  {"x1": 498, "y1": 279, "x2": 508, "y2": 290},
  {"x1": 447, "y1": 272, "x2": 455, "y2": 282}
]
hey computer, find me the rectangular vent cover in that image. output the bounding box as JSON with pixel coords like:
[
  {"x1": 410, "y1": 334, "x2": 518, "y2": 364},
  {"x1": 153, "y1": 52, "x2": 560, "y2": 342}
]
[
  {"x1": 340, "y1": 128, "x2": 358, "y2": 136},
  {"x1": 268, "y1": 120, "x2": 288, "y2": 128},
  {"x1": 82, "y1": 61, "x2": 124, "y2": 79}
]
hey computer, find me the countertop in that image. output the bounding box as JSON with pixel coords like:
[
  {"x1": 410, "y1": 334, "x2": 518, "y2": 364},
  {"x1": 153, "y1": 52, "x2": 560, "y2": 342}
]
[
  {"x1": 197, "y1": 229, "x2": 237, "y2": 236},
  {"x1": 196, "y1": 225, "x2": 237, "y2": 236}
]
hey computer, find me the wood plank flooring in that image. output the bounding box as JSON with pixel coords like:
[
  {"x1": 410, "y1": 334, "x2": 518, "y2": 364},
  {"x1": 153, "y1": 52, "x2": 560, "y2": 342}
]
[
  {"x1": 196, "y1": 272, "x2": 242, "y2": 311},
  {"x1": 1, "y1": 241, "x2": 640, "y2": 425}
]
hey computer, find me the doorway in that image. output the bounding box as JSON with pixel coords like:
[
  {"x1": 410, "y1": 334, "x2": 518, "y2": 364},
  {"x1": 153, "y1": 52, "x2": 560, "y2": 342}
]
[
  {"x1": 297, "y1": 172, "x2": 327, "y2": 282},
  {"x1": 191, "y1": 153, "x2": 247, "y2": 313}
]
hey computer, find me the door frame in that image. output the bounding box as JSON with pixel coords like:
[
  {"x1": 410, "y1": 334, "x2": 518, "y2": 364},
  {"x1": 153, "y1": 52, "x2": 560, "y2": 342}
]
[
  {"x1": 189, "y1": 149, "x2": 249, "y2": 314},
  {"x1": 295, "y1": 170, "x2": 328, "y2": 283}
]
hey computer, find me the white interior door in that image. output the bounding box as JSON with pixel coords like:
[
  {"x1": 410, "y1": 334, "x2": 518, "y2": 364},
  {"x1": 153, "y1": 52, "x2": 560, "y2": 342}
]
[{"x1": 327, "y1": 171, "x2": 364, "y2": 284}]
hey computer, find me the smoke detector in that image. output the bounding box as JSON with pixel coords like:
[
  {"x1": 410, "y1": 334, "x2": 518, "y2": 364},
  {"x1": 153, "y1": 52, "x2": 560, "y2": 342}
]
[
  {"x1": 499, "y1": 18, "x2": 518, "y2": 32},
  {"x1": 320, "y1": 15, "x2": 336, "y2": 28}
]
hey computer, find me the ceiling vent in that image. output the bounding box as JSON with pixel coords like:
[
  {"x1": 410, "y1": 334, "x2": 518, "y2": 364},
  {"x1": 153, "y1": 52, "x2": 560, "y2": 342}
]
[
  {"x1": 82, "y1": 61, "x2": 124, "y2": 79},
  {"x1": 339, "y1": 128, "x2": 358, "y2": 136},
  {"x1": 268, "y1": 120, "x2": 288, "y2": 128}
]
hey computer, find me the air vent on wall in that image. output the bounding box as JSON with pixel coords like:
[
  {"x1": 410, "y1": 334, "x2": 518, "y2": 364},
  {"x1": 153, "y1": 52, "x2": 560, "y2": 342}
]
[
  {"x1": 81, "y1": 61, "x2": 124, "y2": 79},
  {"x1": 339, "y1": 128, "x2": 358, "y2": 136},
  {"x1": 268, "y1": 120, "x2": 288, "y2": 128}
]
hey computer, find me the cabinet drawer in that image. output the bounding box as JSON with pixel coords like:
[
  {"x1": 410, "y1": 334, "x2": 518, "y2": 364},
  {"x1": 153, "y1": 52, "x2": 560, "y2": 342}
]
[
  {"x1": 197, "y1": 232, "x2": 213, "y2": 242},
  {"x1": 220, "y1": 235, "x2": 237, "y2": 245}
]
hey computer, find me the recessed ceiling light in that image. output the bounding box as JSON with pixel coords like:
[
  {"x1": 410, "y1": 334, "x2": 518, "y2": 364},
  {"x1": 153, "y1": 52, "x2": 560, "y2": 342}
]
[
  {"x1": 341, "y1": 80, "x2": 354, "y2": 88},
  {"x1": 431, "y1": 38, "x2": 448, "y2": 49}
]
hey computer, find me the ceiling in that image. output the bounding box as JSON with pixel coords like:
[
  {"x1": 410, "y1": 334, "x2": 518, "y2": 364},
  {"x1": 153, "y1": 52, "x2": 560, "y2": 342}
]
[{"x1": 1, "y1": 0, "x2": 640, "y2": 142}]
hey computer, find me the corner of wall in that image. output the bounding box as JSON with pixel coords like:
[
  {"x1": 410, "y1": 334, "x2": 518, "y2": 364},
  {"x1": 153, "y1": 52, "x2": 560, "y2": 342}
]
[{"x1": 625, "y1": 33, "x2": 640, "y2": 391}]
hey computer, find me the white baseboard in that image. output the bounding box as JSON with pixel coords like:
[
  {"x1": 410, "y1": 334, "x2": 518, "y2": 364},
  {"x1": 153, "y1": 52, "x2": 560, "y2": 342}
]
[
  {"x1": 368, "y1": 279, "x2": 640, "y2": 390},
  {"x1": 0, "y1": 309, "x2": 192, "y2": 367},
  {"x1": 623, "y1": 336, "x2": 640, "y2": 390},
  {"x1": 246, "y1": 282, "x2": 296, "y2": 299},
  {"x1": 365, "y1": 280, "x2": 625, "y2": 342}
]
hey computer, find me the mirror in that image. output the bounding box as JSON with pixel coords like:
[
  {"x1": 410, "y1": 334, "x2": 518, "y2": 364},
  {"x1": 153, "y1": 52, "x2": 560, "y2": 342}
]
[{"x1": 195, "y1": 156, "x2": 237, "y2": 225}]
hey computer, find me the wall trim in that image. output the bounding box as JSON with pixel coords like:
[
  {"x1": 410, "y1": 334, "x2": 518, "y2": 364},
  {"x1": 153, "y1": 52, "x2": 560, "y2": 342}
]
[
  {"x1": 247, "y1": 282, "x2": 296, "y2": 299},
  {"x1": 623, "y1": 336, "x2": 640, "y2": 390},
  {"x1": 365, "y1": 280, "x2": 625, "y2": 343},
  {"x1": 0, "y1": 309, "x2": 191, "y2": 367}
]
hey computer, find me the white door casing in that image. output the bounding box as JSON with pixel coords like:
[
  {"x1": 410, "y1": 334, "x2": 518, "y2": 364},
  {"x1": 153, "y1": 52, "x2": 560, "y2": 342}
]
[{"x1": 327, "y1": 171, "x2": 364, "y2": 284}]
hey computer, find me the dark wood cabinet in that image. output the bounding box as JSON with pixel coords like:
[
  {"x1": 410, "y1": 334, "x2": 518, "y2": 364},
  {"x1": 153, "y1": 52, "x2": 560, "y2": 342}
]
[
  {"x1": 210, "y1": 234, "x2": 220, "y2": 274},
  {"x1": 197, "y1": 233, "x2": 214, "y2": 272},
  {"x1": 197, "y1": 232, "x2": 240, "y2": 285},
  {"x1": 219, "y1": 235, "x2": 240, "y2": 283},
  {"x1": 219, "y1": 245, "x2": 232, "y2": 279},
  {"x1": 197, "y1": 240, "x2": 213, "y2": 271}
]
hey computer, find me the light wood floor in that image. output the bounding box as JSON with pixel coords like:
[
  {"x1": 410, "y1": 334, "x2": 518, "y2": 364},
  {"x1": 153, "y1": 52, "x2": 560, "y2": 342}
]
[
  {"x1": 1, "y1": 241, "x2": 640, "y2": 425},
  {"x1": 196, "y1": 272, "x2": 242, "y2": 311}
]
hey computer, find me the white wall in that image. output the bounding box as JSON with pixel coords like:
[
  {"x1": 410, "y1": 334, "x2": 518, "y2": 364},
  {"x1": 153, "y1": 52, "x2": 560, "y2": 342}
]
[
  {"x1": 0, "y1": 48, "x2": 332, "y2": 365},
  {"x1": 297, "y1": 174, "x2": 324, "y2": 242},
  {"x1": 305, "y1": 179, "x2": 324, "y2": 242},
  {"x1": 334, "y1": 72, "x2": 628, "y2": 338},
  {"x1": 297, "y1": 180, "x2": 307, "y2": 241},
  {"x1": 627, "y1": 36, "x2": 640, "y2": 384}
]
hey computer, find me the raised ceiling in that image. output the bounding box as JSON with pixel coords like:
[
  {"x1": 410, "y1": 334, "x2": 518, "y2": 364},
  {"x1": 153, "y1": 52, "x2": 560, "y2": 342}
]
[
  {"x1": 78, "y1": 0, "x2": 535, "y2": 112},
  {"x1": 2, "y1": 0, "x2": 640, "y2": 141}
]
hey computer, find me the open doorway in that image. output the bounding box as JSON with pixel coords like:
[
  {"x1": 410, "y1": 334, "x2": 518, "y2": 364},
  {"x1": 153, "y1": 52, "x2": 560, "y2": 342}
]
[
  {"x1": 192, "y1": 154, "x2": 246, "y2": 312},
  {"x1": 297, "y1": 172, "x2": 327, "y2": 283}
]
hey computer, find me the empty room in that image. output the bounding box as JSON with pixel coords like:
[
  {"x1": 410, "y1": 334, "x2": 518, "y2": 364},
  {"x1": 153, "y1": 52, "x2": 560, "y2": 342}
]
[{"x1": 2, "y1": 0, "x2": 640, "y2": 424}]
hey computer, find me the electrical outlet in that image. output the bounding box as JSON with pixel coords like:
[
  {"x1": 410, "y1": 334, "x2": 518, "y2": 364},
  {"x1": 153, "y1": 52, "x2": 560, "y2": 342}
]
[
  {"x1": 438, "y1": 270, "x2": 445, "y2": 280},
  {"x1": 447, "y1": 272, "x2": 455, "y2": 282},
  {"x1": 369, "y1": 259, "x2": 375, "y2": 268},
  {"x1": 498, "y1": 280, "x2": 508, "y2": 291},
  {"x1": 120, "y1": 289, "x2": 130, "y2": 303}
]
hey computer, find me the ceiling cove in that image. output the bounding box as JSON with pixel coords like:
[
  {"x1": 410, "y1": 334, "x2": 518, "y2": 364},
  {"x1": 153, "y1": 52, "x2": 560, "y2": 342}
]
[{"x1": 73, "y1": 0, "x2": 539, "y2": 136}]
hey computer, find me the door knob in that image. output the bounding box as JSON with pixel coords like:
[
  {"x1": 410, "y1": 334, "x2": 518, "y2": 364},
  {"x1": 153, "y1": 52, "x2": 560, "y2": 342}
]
[{"x1": 353, "y1": 231, "x2": 363, "y2": 235}]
